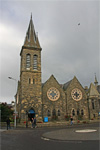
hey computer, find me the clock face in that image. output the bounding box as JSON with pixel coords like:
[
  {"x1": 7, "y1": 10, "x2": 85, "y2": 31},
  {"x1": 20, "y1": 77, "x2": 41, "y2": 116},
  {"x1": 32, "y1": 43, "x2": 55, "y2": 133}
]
[
  {"x1": 47, "y1": 87, "x2": 60, "y2": 101},
  {"x1": 71, "y1": 88, "x2": 82, "y2": 101}
]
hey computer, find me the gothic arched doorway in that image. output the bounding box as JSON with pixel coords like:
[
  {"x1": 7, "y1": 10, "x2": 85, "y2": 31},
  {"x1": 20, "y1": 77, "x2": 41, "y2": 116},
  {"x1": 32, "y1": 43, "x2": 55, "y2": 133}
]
[{"x1": 28, "y1": 109, "x2": 35, "y2": 121}]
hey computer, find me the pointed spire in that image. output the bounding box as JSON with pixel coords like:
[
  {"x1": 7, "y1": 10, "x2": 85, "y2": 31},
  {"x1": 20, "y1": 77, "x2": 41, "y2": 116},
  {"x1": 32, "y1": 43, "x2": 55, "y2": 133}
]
[
  {"x1": 89, "y1": 82, "x2": 99, "y2": 97},
  {"x1": 94, "y1": 73, "x2": 98, "y2": 87},
  {"x1": 31, "y1": 12, "x2": 32, "y2": 20},
  {"x1": 24, "y1": 15, "x2": 41, "y2": 49}
]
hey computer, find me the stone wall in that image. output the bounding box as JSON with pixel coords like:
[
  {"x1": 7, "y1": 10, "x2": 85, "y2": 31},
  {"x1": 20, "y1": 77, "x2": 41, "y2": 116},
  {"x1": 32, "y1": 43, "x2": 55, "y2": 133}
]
[
  {"x1": 19, "y1": 47, "x2": 42, "y2": 122},
  {"x1": 65, "y1": 77, "x2": 89, "y2": 120},
  {"x1": 42, "y1": 75, "x2": 66, "y2": 121}
]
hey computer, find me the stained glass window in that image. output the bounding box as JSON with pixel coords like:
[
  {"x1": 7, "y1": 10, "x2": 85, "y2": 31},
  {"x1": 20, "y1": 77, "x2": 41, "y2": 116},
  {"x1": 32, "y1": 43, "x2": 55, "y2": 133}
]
[
  {"x1": 47, "y1": 110, "x2": 51, "y2": 116},
  {"x1": 47, "y1": 87, "x2": 60, "y2": 101},
  {"x1": 92, "y1": 99, "x2": 95, "y2": 109},
  {"x1": 52, "y1": 109, "x2": 56, "y2": 116},
  {"x1": 58, "y1": 110, "x2": 60, "y2": 116},
  {"x1": 77, "y1": 109, "x2": 80, "y2": 116},
  {"x1": 72, "y1": 109, "x2": 75, "y2": 116},
  {"x1": 81, "y1": 109, "x2": 84, "y2": 116}
]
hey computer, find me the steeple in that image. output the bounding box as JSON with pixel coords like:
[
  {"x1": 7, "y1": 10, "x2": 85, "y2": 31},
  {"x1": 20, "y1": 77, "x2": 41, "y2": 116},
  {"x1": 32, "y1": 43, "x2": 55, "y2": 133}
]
[
  {"x1": 24, "y1": 14, "x2": 41, "y2": 49},
  {"x1": 94, "y1": 74, "x2": 98, "y2": 87}
]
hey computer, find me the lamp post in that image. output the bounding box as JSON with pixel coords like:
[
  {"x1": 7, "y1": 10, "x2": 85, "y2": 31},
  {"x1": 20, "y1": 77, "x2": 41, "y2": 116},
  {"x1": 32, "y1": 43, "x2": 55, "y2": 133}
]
[
  {"x1": 8, "y1": 77, "x2": 17, "y2": 128},
  {"x1": 26, "y1": 111, "x2": 28, "y2": 128}
]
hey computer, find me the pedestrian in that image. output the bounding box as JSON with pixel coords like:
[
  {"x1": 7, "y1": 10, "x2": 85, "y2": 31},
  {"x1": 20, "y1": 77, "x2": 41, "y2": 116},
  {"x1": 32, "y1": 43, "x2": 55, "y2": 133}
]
[
  {"x1": 33, "y1": 117, "x2": 37, "y2": 128},
  {"x1": 70, "y1": 116, "x2": 73, "y2": 125},
  {"x1": 31, "y1": 118, "x2": 34, "y2": 128},
  {"x1": 6, "y1": 117, "x2": 11, "y2": 130}
]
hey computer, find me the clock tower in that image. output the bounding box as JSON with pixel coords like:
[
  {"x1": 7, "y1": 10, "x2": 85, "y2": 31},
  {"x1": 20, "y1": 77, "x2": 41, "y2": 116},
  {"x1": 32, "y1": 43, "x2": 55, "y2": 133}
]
[{"x1": 19, "y1": 15, "x2": 42, "y2": 122}]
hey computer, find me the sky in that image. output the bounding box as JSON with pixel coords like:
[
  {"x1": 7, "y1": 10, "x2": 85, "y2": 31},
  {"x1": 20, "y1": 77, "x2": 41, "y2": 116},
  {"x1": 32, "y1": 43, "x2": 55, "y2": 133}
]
[{"x1": 0, "y1": 0, "x2": 99, "y2": 104}]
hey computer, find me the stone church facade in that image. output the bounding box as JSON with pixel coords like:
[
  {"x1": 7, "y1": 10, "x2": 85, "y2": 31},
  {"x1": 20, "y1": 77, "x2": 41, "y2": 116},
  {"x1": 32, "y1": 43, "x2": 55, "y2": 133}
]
[{"x1": 16, "y1": 16, "x2": 100, "y2": 123}]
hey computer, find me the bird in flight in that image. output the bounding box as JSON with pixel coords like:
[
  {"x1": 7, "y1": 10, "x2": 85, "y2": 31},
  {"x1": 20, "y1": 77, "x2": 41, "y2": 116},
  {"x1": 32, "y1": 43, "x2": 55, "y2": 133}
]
[{"x1": 78, "y1": 23, "x2": 80, "y2": 25}]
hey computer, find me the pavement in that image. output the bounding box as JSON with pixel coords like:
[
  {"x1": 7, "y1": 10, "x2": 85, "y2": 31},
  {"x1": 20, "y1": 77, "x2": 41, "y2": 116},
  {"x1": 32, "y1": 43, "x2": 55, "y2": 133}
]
[
  {"x1": 16, "y1": 120, "x2": 100, "y2": 128},
  {"x1": 0, "y1": 129, "x2": 6, "y2": 132},
  {"x1": 0, "y1": 127, "x2": 15, "y2": 132}
]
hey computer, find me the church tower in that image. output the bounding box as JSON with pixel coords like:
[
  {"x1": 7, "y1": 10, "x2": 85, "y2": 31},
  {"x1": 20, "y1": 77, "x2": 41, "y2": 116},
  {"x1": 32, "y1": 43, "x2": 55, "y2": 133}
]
[{"x1": 19, "y1": 15, "x2": 42, "y2": 121}]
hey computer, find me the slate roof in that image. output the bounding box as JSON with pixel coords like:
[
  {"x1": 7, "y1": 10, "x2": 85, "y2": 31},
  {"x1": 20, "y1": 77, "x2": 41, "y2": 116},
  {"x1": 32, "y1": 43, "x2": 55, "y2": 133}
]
[
  {"x1": 24, "y1": 14, "x2": 41, "y2": 48},
  {"x1": 62, "y1": 80, "x2": 72, "y2": 91}
]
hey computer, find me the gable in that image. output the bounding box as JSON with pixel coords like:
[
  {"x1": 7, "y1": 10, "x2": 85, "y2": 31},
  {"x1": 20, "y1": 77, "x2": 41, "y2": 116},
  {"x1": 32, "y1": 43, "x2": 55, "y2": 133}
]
[
  {"x1": 64, "y1": 76, "x2": 87, "y2": 100},
  {"x1": 89, "y1": 83, "x2": 99, "y2": 97},
  {"x1": 42, "y1": 75, "x2": 66, "y2": 103},
  {"x1": 63, "y1": 76, "x2": 84, "y2": 91},
  {"x1": 42, "y1": 75, "x2": 61, "y2": 88}
]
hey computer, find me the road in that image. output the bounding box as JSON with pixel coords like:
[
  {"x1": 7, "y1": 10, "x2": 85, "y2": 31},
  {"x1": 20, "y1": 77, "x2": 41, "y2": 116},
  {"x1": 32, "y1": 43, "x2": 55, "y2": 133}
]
[{"x1": 1, "y1": 123, "x2": 100, "y2": 150}]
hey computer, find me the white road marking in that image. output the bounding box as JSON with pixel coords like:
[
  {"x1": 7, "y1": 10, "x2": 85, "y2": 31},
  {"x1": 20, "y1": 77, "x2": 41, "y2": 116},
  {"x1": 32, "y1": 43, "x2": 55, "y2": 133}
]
[
  {"x1": 75, "y1": 129, "x2": 97, "y2": 133},
  {"x1": 41, "y1": 137, "x2": 50, "y2": 141}
]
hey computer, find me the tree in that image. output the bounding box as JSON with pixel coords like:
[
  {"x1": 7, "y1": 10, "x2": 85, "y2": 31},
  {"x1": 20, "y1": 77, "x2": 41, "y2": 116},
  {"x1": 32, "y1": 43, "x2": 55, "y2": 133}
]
[{"x1": 0, "y1": 103, "x2": 14, "y2": 122}]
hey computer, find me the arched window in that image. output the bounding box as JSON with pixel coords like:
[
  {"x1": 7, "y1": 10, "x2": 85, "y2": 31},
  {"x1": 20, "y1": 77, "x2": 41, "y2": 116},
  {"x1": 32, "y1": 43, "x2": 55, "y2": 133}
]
[
  {"x1": 47, "y1": 110, "x2": 51, "y2": 117},
  {"x1": 93, "y1": 114, "x2": 95, "y2": 118},
  {"x1": 72, "y1": 109, "x2": 75, "y2": 116},
  {"x1": 77, "y1": 109, "x2": 80, "y2": 116},
  {"x1": 26, "y1": 54, "x2": 31, "y2": 68},
  {"x1": 92, "y1": 99, "x2": 95, "y2": 109},
  {"x1": 33, "y1": 79, "x2": 35, "y2": 84},
  {"x1": 58, "y1": 110, "x2": 60, "y2": 116},
  {"x1": 81, "y1": 109, "x2": 84, "y2": 116},
  {"x1": 29, "y1": 78, "x2": 31, "y2": 84},
  {"x1": 52, "y1": 109, "x2": 56, "y2": 116},
  {"x1": 33, "y1": 55, "x2": 38, "y2": 70}
]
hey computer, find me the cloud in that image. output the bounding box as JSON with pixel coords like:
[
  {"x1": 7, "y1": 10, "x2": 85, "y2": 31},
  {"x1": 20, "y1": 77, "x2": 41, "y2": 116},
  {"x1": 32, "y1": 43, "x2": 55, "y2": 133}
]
[{"x1": 0, "y1": 0, "x2": 99, "y2": 103}]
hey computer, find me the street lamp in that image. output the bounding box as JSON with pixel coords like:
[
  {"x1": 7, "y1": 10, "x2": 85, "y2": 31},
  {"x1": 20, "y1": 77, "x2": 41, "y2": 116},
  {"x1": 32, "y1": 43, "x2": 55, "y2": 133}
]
[
  {"x1": 8, "y1": 77, "x2": 17, "y2": 128},
  {"x1": 26, "y1": 111, "x2": 28, "y2": 128}
]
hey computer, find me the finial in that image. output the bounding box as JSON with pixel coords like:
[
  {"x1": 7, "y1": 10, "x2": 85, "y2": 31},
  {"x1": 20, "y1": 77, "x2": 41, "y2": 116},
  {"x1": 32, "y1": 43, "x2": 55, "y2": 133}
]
[
  {"x1": 94, "y1": 73, "x2": 98, "y2": 85},
  {"x1": 95, "y1": 73, "x2": 97, "y2": 80},
  {"x1": 31, "y1": 13, "x2": 32, "y2": 19}
]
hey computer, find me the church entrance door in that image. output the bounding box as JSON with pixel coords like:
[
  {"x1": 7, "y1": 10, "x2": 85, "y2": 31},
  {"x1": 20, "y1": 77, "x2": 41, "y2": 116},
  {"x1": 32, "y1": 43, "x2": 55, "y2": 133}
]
[{"x1": 28, "y1": 109, "x2": 35, "y2": 121}]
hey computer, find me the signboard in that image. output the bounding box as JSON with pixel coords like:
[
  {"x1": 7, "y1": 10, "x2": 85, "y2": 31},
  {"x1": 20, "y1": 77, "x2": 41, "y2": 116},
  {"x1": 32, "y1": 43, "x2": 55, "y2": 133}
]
[{"x1": 14, "y1": 111, "x2": 18, "y2": 114}]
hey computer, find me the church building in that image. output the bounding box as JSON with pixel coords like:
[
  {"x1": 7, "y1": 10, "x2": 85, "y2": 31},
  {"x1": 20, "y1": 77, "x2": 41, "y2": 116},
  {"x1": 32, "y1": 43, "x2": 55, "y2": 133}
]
[{"x1": 16, "y1": 16, "x2": 100, "y2": 123}]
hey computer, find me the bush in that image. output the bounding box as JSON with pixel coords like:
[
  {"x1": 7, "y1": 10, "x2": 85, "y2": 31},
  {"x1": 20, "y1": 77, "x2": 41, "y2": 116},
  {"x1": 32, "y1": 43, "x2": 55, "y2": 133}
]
[
  {"x1": 77, "y1": 120, "x2": 80, "y2": 123},
  {"x1": 65, "y1": 115, "x2": 70, "y2": 121},
  {"x1": 0, "y1": 103, "x2": 14, "y2": 122}
]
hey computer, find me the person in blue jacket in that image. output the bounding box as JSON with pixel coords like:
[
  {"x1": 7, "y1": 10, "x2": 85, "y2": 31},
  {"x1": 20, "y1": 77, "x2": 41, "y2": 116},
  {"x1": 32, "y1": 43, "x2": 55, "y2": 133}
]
[
  {"x1": 70, "y1": 116, "x2": 73, "y2": 125},
  {"x1": 33, "y1": 117, "x2": 37, "y2": 128}
]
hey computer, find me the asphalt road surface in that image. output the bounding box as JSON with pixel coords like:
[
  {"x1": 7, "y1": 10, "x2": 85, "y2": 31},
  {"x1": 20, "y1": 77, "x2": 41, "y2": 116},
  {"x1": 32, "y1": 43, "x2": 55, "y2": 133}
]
[{"x1": 1, "y1": 123, "x2": 100, "y2": 150}]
